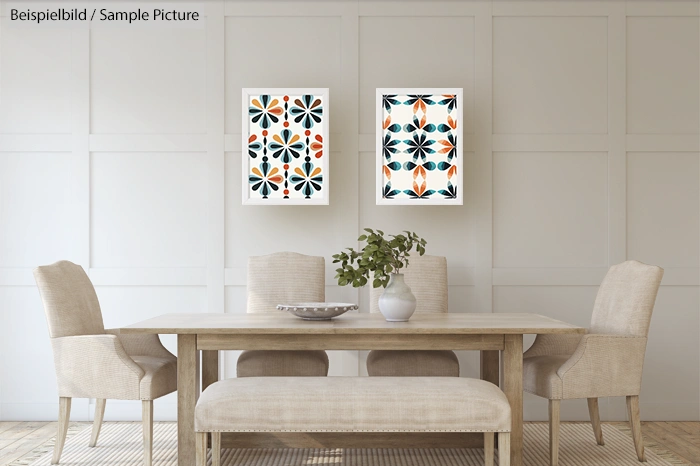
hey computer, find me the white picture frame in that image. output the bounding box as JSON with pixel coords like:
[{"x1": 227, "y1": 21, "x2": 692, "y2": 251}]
[
  {"x1": 242, "y1": 88, "x2": 330, "y2": 205},
  {"x1": 376, "y1": 88, "x2": 463, "y2": 205}
]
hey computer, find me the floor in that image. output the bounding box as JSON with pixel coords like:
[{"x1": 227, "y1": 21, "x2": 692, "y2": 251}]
[{"x1": 0, "y1": 421, "x2": 698, "y2": 466}]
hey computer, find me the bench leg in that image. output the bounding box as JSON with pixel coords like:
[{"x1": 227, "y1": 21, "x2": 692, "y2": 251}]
[
  {"x1": 196, "y1": 432, "x2": 208, "y2": 466},
  {"x1": 498, "y1": 432, "x2": 510, "y2": 466},
  {"x1": 484, "y1": 432, "x2": 494, "y2": 466},
  {"x1": 212, "y1": 432, "x2": 221, "y2": 466}
]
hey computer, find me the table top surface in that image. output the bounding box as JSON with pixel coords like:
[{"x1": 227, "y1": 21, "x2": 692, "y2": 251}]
[{"x1": 121, "y1": 312, "x2": 585, "y2": 335}]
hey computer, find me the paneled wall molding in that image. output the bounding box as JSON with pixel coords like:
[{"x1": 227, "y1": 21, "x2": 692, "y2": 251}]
[
  {"x1": 493, "y1": 267, "x2": 700, "y2": 287},
  {"x1": 223, "y1": 266, "x2": 476, "y2": 287},
  {"x1": 89, "y1": 134, "x2": 208, "y2": 152},
  {"x1": 627, "y1": 134, "x2": 700, "y2": 153},
  {"x1": 0, "y1": 135, "x2": 72, "y2": 152},
  {"x1": 0, "y1": 0, "x2": 698, "y2": 421}
]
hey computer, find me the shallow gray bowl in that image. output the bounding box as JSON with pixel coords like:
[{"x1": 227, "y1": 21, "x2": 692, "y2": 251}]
[{"x1": 277, "y1": 302, "x2": 358, "y2": 320}]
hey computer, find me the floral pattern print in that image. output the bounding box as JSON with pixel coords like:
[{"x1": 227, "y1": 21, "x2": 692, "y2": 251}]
[
  {"x1": 249, "y1": 161, "x2": 283, "y2": 199},
  {"x1": 290, "y1": 95, "x2": 323, "y2": 129},
  {"x1": 379, "y1": 90, "x2": 461, "y2": 203},
  {"x1": 290, "y1": 159, "x2": 323, "y2": 198},
  {"x1": 268, "y1": 129, "x2": 305, "y2": 163},
  {"x1": 244, "y1": 90, "x2": 327, "y2": 203},
  {"x1": 249, "y1": 95, "x2": 283, "y2": 129}
]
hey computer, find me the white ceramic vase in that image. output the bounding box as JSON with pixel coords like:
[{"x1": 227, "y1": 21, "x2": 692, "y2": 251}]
[{"x1": 378, "y1": 273, "x2": 416, "y2": 322}]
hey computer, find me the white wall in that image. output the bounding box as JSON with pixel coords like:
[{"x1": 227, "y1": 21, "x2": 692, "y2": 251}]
[{"x1": 0, "y1": 0, "x2": 698, "y2": 423}]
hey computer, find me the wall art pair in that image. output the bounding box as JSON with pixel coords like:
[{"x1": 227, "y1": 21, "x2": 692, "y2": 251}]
[{"x1": 242, "y1": 88, "x2": 463, "y2": 206}]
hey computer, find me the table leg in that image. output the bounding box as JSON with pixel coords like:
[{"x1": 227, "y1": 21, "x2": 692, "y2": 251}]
[
  {"x1": 480, "y1": 350, "x2": 500, "y2": 386},
  {"x1": 503, "y1": 335, "x2": 523, "y2": 466},
  {"x1": 177, "y1": 334, "x2": 199, "y2": 466},
  {"x1": 202, "y1": 350, "x2": 219, "y2": 391}
]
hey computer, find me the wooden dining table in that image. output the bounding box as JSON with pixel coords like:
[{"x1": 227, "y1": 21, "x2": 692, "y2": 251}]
[{"x1": 122, "y1": 312, "x2": 584, "y2": 466}]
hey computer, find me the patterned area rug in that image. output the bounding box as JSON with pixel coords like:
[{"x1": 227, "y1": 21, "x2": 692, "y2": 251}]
[{"x1": 10, "y1": 422, "x2": 688, "y2": 466}]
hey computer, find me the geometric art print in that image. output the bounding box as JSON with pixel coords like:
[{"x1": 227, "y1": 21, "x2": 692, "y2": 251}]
[
  {"x1": 376, "y1": 88, "x2": 463, "y2": 205},
  {"x1": 242, "y1": 88, "x2": 329, "y2": 205}
]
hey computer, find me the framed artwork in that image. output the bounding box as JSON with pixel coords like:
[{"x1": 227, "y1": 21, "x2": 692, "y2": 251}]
[
  {"x1": 242, "y1": 88, "x2": 329, "y2": 205},
  {"x1": 376, "y1": 88, "x2": 463, "y2": 205}
]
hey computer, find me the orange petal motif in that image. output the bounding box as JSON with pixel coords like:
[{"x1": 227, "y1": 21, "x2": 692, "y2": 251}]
[
  {"x1": 269, "y1": 175, "x2": 283, "y2": 183},
  {"x1": 294, "y1": 167, "x2": 306, "y2": 177},
  {"x1": 252, "y1": 167, "x2": 263, "y2": 177},
  {"x1": 289, "y1": 134, "x2": 300, "y2": 144},
  {"x1": 314, "y1": 151, "x2": 323, "y2": 159},
  {"x1": 269, "y1": 107, "x2": 284, "y2": 115},
  {"x1": 248, "y1": 134, "x2": 257, "y2": 143},
  {"x1": 383, "y1": 166, "x2": 391, "y2": 180},
  {"x1": 272, "y1": 134, "x2": 284, "y2": 144},
  {"x1": 251, "y1": 99, "x2": 263, "y2": 109},
  {"x1": 448, "y1": 115, "x2": 457, "y2": 130},
  {"x1": 419, "y1": 115, "x2": 426, "y2": 129},
  {"x1": 269, "y1": 99, "x2": 279, "y2": 108},
  {"x1": 315, "y1": 134, "x2": 323, "y2": 143},
  {"x1": 310, "y1": 167, "x2": 322, "y2": 177},
  {"x1": 269, "y1": 167, "x2": 279, "y2": 176},
  {"x1": 448, "y1": 165, "x2": 457, "y2": 179},
  {"x1": 383, "y1": 116, "x2": 392, "y2": 130}
]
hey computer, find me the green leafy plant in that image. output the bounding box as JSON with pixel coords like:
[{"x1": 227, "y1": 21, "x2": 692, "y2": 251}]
[{"x1": 332, "y1": 229, "x2": 427, "y2": 288}]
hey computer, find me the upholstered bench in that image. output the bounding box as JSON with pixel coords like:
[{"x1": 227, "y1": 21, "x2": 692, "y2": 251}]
[{"x1": 195, "y1": 377, "x2": 511, "y2": 466}]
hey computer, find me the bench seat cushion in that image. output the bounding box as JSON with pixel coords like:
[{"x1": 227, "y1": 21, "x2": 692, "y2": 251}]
[{"x1": 195, "y1": 377, "x2": 511, "y2": 433}]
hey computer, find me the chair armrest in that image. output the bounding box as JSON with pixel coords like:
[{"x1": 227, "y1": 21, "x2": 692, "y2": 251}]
[
  {"x1": 524, "y1": 333, "x2": 585, "y2": 358},
  {"x1": 51, "y1": 334, "x2": 144, "y2": 400},
  {"x1": 557, "y1": 334, "x2": 648, "y2": 398},
  {"x1": 106, "y1": 328, "x2": 176, "y2": 360}
]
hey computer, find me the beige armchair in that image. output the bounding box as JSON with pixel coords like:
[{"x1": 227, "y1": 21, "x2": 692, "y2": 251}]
[
  {"x1": 523, "y1": 260, "x2": 663, "y2": 465},
  {"x1": 236, "y1": 252, "x2": 329, "y2": 376},
  {"x1": 34, "y1": 261, "x2": 176, "y2": 465},
  {"x1": 367, "y1": 255, "x2": 459, "y2": 376}
]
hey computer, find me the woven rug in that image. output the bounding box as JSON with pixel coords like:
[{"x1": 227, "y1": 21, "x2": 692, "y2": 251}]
[{"x1": 10, "y1": 422, "x2": 688, "y2": 466}]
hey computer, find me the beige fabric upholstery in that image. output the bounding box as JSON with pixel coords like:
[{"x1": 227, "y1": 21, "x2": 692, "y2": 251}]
[
  {"x1": 367, "y1": 255, "x2": 458, "y2": 377},
  {"x1": 236, "y1": 350, "x2": 329, "y2": 377},
  {"x1": 238, "y1": 252, "x2": 328, "y2": 377},
  {"x1": 34, "y1": 261, "x2": 177, "y2": 401},
  {"x1": 523, "y1": 260, "x2": 663, "y2": 400},
  {"x1": 195, "y1": 377, "x2": 511, "y2": 433},
  {"x1": 369, "y1": 255, "x2": 448, "y2": 315},
  {"x1": 366, "y1": 350, "x2": 460, "y2": 377},
  {"x1": 34, "y1": 261, "x2": 105, "y2": 338},
  {"x1": 247, "y1": 252, "x2": 325, "y2": 313},
  {"x1": 589, "y1": 260, "x2": 663, "y2": 337}
]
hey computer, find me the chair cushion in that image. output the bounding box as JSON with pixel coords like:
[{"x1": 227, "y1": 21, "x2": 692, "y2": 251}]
[
  {"x1": 195, "y1": 377, "x2": 511, "y2": 433},
  {"x1": 523, "y1": 355, "x2": 569, "y2": 399},
  {"x1": 237, "y1": 350, "x2": 329, "y2": 377},
  {"x1": 132, "y1": 356, "x2": 177, "y2": 400},
  {"x1": 367, "y1": 350, "x2": 459, "y2": 377}
]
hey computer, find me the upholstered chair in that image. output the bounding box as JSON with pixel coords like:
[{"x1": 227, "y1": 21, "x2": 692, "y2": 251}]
[
  {"x1": 367, "y1": 255, "x2": 459, "y2": 376},
  {"x1": 523, "y1": 260, "x2": 663, "y2": 466},
  {"x1": 236, "y1": 252, "x2": 329, "y2": 376},
  {"x1": 34, "y1": 261, "x2": 177, "y2": 466}
]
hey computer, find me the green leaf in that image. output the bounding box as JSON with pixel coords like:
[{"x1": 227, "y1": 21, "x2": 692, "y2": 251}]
[{"x1": 358, "y1": 234, "x2": 367, "y2": 241}]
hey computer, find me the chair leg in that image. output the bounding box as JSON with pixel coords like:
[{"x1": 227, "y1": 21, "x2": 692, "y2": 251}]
[
  {"x1": 549, "y1": 399, "x2": 560, "y2": 466},
  {"x1": 142, "y1": 400, "x2": 153, "y2": 466},
  {"x1": 627, "y1": 395, "x2": 646, "y2": 462},
  {"x1": 196, "y1": 432, "x2": 208, "y2": 466},
  {"x1": 89, "y1": 399, "x2": 106, "y2": 447},
  {"x1": 498, "y1": 432, "x2": 510, "y2": 466},
  {"x1": 587, "y1": 397, "x2": 604, "y2": 445},
  {"x1": 483, "y1": 432, "x2": 494, "y2": 466},
  {"x1": 212, "y1": 432, "x2": 221, "y2": 466},
  {"x1": 52, "y1": 397, "x2": 71, "y2": 464}
]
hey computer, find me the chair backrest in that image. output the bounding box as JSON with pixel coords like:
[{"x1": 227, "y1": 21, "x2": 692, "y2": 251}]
[
  {"x1": 589, "y1": 260, "x2": 664, "y2": 337},
  {"x1": 33, "y1": 261, "x2": 105, "y2": 338},
  {"x1": 370, "y1": 255, "x2": 448, "y2": 314},
  {"x1": 247, "y1": 252, "x2": 325, "y2": 313}
]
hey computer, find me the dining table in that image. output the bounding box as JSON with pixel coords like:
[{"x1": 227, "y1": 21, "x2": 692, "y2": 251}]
[{"x1": 122, "y1": 312, "x2": 585, "y2": 466}]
